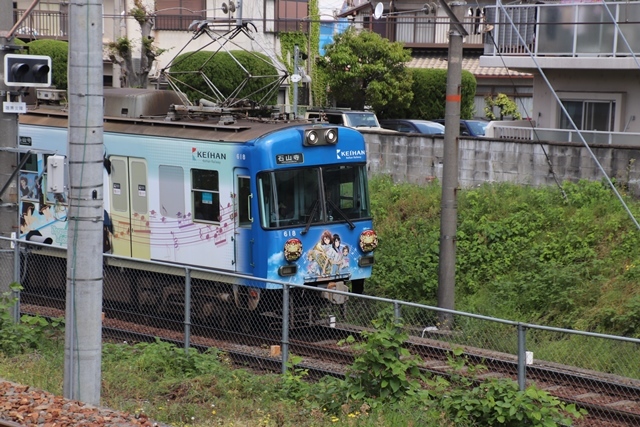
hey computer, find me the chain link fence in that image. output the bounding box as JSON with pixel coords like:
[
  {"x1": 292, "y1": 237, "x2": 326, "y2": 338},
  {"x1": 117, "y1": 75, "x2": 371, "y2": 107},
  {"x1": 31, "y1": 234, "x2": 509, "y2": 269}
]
[{"x1": 4, "y1": 236, "x2": 640, "y2": 424}]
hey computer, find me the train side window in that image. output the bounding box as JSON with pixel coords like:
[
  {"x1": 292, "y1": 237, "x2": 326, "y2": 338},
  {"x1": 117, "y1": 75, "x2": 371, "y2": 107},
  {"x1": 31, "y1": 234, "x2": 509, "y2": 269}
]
[
  {"x1": 159, "y1": 165, "x2": 185, "y2": 218},
  {"x1": 237, "y1": 176, "x2": 251, "y2": 227},
  {"x1": 192, "y1": 169, "x2": 219, "y2": 223},
  {"x1": 19, "y1": 152, "x2": 38, "y2": 172}
]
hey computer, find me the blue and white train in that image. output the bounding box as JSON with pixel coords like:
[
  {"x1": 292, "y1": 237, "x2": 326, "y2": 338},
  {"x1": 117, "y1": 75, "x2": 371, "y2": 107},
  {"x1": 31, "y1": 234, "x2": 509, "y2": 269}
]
[{"x1": 17, "y1": 89, "x2": 377, "y2": 323}]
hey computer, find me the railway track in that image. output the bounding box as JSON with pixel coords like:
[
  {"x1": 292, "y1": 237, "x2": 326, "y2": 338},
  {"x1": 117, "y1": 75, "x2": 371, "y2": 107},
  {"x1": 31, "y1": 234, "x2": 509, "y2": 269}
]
[{"x1": 19, "y1": 300, "x2": 640, "y2": 426}]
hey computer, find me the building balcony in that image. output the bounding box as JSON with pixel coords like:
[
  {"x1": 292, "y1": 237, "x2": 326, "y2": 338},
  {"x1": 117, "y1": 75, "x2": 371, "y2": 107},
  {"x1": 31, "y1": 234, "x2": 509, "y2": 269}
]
[
  {"x1": 481, "y1": 1, "x2": 640, "y2": 71},
  {"x1": 13, "y1": 9, "x2": 69, "y2": 40},
  {"x1": 14, "y1": 8, "x2": 490, "y2": 50}
]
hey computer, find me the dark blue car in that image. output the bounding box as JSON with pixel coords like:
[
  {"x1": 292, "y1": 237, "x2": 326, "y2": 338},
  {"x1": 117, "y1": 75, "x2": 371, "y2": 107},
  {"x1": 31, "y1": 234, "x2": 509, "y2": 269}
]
[
  {"x1": 433, "y1": 119, "x2": 489, "y2": 137},
  {"x1": 379, "y1": 119, "x2": 445, "y2": 135}
]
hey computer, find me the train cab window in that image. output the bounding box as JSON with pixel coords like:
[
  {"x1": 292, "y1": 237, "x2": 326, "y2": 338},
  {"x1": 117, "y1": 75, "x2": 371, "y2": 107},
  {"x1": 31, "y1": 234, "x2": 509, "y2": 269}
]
[
  {"x1": 257, "y1": 164, "x2": 370, "y2": 229},
  {"x1": 192, "y1": 169, "x2": 219, "y2": 223},
  {"x1": 323, "y1": 165, "x2": 371, "y2": 221},
  {"x1": 258, "y1": 168, "x2": 322, "y2": 229}
]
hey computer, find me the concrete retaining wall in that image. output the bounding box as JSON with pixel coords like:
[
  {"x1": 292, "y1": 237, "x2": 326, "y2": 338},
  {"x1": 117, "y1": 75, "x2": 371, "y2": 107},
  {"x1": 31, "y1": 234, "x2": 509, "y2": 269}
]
[{"x1": 362, "y1": 130, "x2": 640, "y2": 196}]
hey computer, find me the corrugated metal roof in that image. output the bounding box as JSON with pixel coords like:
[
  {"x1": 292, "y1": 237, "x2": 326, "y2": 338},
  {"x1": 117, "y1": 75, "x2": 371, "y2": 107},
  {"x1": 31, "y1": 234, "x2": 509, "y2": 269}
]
[{"x1": 407, "y1": 52, "x2": 532, "y2": 78}]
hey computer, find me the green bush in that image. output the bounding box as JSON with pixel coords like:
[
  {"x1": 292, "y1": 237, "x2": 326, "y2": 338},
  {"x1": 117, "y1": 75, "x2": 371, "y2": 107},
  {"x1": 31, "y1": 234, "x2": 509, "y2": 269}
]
[
  {"x1": 438, "y1": 349, "x2": 586, "y2": 426},
  {"x1": 168, "y1": 50, "x2": 280, "y2": 106},
  {"x1": 400, "y1": 68, "x2": 476, "y2": 119},
  {"x1": 367, "y1": 175, "x2": 441, "y2": 302},
  {"x1": 0, "y1": 284, "x2": 64, "y2": 356},
  {"x1": 26, "y1": 39, "x2": 69, "y2": 90},
  {"x1": 368, "y1": 176, "x2": 640, "y2": 335}
]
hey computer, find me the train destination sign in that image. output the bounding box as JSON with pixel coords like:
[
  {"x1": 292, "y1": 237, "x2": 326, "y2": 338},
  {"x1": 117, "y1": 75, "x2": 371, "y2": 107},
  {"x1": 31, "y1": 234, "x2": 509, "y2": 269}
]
[{"x1": 276, "y1": 153, "x2": 303, "y2": 164}]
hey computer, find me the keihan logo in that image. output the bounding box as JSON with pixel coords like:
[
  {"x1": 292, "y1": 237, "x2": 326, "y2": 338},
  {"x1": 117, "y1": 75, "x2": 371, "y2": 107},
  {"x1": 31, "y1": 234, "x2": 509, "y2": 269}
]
[
  {"x1": 192, "y1": 148, "x2": 227, "y2": 161},
  {"x1": 336, "y1": 149, "x2": 365, "y2": 159}
]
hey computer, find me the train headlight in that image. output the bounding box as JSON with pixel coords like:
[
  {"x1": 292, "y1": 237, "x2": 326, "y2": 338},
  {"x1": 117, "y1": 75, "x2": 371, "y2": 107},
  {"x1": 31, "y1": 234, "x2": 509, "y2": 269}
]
[
  {"x1": 283, "y1": 237, "x2": 303, "y2": 261},
  {"x1": 304, "y1": 127, "x2": 339, "y2": 146},
  {"x1": 304, "y1": 130, "x2": 320, "y2": 146},
  {"x1": 324, "y1": 128, "x2": 338, "y2": 144},
  {"x1": 359, "y1": 229, "x2": 378, "y2": 253}
]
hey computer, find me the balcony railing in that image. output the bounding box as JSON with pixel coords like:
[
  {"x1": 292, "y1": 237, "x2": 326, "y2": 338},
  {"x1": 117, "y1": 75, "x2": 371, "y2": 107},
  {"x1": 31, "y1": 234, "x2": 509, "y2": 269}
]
[
  {"x1": 14, "y1": 9, "x2": 69, "y2": 39},
  {"x1": 350, "y1": 13, "x2": 486, "y2": 47},
  {"x1": 14, "y1": 9, "x2": 487, "y2": 48},
  {"x1": 486, "y1": 122, "x2": 640, "y2": 146},
  {"x1": 484, "y1": 1, "x2": 640, "y2": 57}
]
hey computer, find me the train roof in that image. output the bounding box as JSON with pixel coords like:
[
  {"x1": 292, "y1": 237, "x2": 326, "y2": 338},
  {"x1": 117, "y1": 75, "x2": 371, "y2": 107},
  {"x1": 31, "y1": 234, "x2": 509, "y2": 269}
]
[
  {"x1": 19, "y1": 109, "x2": 314, "y2": 143},
  {"x1": 19, "y1": 88, "x2": 317, "y2": 143}
]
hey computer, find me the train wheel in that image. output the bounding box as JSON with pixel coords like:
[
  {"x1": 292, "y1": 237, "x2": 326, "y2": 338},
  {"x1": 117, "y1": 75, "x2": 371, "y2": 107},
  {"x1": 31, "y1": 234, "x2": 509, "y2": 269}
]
[
  {"x1": 135, "y1": 275, "x2": 161, "y2": 313},
  {"x1": 192, "y1": 287, "x2": 233, "y2": 330}
]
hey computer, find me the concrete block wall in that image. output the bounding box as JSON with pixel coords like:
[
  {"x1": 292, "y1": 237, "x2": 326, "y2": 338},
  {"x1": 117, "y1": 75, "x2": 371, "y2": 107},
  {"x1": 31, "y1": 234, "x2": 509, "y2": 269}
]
[{"x1": 361, "y1": 131, "x2": 640, "y2": 197}]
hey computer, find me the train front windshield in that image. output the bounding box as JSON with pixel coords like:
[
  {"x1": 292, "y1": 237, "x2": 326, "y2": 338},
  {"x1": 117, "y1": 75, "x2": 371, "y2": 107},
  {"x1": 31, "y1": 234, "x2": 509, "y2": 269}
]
[{"x1": 258, "y1": 165, "x2": 370, "y2": 229}]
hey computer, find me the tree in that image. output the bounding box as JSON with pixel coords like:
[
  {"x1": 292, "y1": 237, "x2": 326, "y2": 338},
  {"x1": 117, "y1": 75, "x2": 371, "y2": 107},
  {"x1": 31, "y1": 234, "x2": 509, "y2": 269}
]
[
  {"x1": 318, "y1": 27, "x2": 413, "y2": 115},
  {"x1": 105, "y1": 0, "x2": 166, "y2": 88},
  {"x1": 168, "y1": 50, "x2": 280, "y2": 106},
  {"x1": 393, "y1": 68, "x2": 477, "y2": 120}
]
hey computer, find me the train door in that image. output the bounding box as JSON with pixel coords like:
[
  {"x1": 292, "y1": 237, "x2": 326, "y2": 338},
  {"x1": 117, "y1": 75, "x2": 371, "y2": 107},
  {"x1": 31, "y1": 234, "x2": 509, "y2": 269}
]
[
  {"x1": 233, "y1": 168, "x2": 253, "y2": 274},
  {"x1": 109, "y1": 156, "x2": 150, "y2": 259}
]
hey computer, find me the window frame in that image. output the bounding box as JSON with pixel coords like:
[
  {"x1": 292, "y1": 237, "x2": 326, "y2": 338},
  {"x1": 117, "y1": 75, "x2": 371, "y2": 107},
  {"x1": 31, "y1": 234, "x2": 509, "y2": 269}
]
[
  {"x1": 191, "y1": 168, "x2": 220, "y2": 224},
  {"x1": 556, "y1": 91, "x2": 622, "y2": 132}
]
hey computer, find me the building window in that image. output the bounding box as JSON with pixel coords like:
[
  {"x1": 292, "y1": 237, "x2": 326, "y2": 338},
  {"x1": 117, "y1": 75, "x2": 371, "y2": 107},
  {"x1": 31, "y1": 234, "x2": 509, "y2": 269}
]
[
  {"x1": 560, "y1": 100, "x2": 615, "y2": 132},
  {"x1": 155, "y1": 0, "x2": 206, "y2": 31},
  {"x1": 556, "y1": 91, "x2": 624, "y2": 132},
  {"x1": 192, "y1": 169, "x2": 219, "y2": 223},
  {"x1": 276, "y1": 0, "x2": 309, "y2": 33}
]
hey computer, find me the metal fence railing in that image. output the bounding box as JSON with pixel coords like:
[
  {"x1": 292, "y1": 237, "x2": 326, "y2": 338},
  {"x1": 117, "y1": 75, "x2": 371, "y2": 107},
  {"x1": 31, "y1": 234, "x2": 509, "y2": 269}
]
[{"x1": 2, "y1": 235, "x2": 639, "y2": 424}]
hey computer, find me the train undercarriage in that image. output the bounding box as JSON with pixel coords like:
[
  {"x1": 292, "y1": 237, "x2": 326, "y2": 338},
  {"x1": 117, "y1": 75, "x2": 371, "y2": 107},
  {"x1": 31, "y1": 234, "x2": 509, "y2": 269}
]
[{"x1": 19, "y1": 249, "x2": 355, "y2": 331}]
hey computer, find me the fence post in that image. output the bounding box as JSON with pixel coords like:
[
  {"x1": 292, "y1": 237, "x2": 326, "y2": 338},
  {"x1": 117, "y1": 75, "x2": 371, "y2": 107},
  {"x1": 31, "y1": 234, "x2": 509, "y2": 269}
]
[
  {"x1": 517, "y1": 323, "x2": 527, "y2": 391},
  {"x1": 281, "y1": 283, "x2": 290, "y2": 374},
  {"x1": 184, "y1": 268, "x2": 192, "y2": 352},
  {"x1": 394, "y1": 300, "x2": 401, "y2": 322},
  {"x1": 12, "y1": 237, "x2": 20, "y2": 323}
]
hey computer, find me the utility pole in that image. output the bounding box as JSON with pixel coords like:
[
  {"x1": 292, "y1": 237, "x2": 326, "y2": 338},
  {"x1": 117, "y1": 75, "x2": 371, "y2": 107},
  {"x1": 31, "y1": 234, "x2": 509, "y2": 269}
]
[
  {"x1": 437, "y1": 0, "x2": 467, "y2": 327},
  {"x1": 63, "y1": 0, "x2": 105, "y2": 405},
  {"x1": 0, "y1": 0, "x2": 19, "y2": 301}
]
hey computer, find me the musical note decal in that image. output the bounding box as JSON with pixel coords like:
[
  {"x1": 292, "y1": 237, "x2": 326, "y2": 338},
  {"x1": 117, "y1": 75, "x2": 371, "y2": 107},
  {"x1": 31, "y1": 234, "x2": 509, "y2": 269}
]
[{"x1": 108, "y1": 201, "x2": 237, "y2": 248}]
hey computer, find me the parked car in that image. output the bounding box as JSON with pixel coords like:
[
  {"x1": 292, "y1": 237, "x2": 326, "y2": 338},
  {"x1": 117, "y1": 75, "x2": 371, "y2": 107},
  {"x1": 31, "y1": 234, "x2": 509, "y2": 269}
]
[
  {"x1": 379, "y1": 119, "x2": 445, "y2": 135},
  {"x1": 305, "y1": 109, "x2": 396, "y2": 132},
  {"x1": 433, "y1": 119, "x2": 489, "y2": 137}
]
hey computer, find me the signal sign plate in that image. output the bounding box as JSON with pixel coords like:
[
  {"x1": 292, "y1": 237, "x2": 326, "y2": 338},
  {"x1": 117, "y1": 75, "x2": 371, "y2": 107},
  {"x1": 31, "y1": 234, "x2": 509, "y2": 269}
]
[{"x1": 3, "y1": 101, "x2": 27, "y2": 114}]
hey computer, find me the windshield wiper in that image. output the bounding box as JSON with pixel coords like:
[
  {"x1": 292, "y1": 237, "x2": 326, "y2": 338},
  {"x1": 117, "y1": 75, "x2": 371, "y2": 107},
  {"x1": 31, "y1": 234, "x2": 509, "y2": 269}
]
[
  {"x1": 301, "y1": 199, "x2": 320, "y2": 235},
  {"x1": 327, "y1": 198, "x2": 355, "y2": 229}
]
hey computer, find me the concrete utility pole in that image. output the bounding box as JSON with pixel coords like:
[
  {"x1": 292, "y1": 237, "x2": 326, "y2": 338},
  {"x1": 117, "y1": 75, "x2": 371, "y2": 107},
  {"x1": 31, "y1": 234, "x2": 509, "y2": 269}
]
[
  {"x1": 0, "y1": 0, "x2": 19, "y2": 301},
  {"x1": 63, "y1": 0, "x2": 105, "y2": 405},
  {"x1": 437, "y1": 0, "x2": 467, "y2": 327}
]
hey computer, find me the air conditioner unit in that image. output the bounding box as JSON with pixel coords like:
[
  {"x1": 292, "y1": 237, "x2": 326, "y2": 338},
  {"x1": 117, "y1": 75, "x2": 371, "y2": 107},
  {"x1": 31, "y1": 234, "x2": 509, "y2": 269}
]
[{"x1": 37, "y1": 89, "x2": 66, "y2": 101}]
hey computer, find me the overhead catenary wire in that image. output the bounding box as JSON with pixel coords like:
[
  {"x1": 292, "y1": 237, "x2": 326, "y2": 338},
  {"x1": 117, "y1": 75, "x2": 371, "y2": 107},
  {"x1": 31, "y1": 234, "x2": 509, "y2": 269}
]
[{"x1": 471, "y1": 0, "x2": 568, "y2": 201}]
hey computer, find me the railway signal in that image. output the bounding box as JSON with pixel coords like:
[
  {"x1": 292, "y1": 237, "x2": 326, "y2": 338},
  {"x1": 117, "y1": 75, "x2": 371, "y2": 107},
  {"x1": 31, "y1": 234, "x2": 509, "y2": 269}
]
[{"x1": 3, "y1": 54, "x2": 52, "y2": 87}]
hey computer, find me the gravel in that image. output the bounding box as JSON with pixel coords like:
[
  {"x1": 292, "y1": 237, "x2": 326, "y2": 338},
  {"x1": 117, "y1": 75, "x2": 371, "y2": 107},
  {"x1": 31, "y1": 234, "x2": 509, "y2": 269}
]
[{"x1": 0, "y1": 379, "x2": 171, "y2": 427}]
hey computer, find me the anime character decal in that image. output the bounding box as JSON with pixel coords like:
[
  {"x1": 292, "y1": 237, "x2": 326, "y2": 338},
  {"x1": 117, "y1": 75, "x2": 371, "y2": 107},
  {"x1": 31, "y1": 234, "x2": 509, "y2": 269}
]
[
  {"x1": 19, "y1": 166, "x2": 69, "y2": 246},
  {"x1": 304, "y1": 230, "x2": 353, "y2": 281}
]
